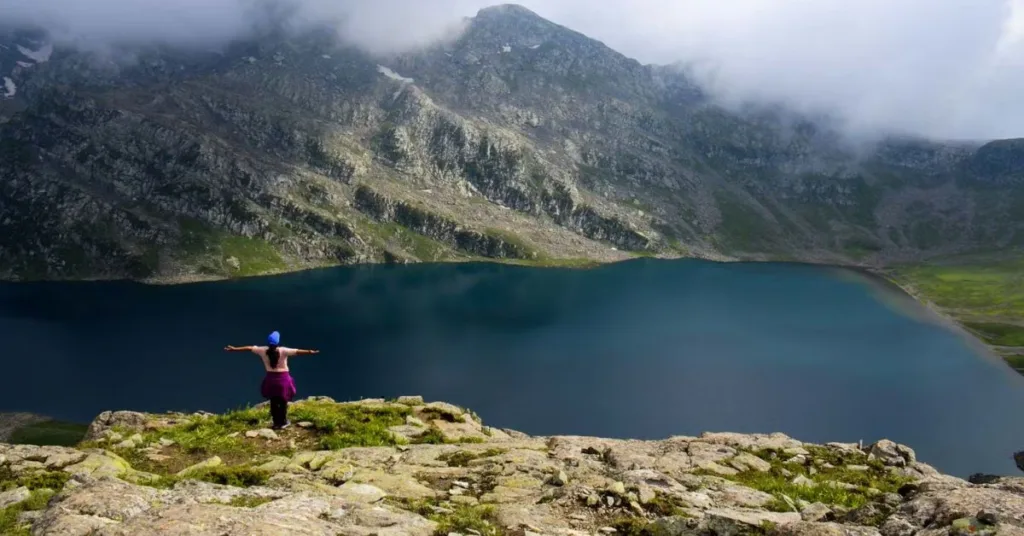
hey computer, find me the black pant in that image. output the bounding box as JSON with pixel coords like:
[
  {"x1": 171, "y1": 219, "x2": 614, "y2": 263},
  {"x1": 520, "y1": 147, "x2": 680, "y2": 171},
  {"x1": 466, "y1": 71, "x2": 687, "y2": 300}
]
[{"x1": 269, "y1": 397, "x2": 289, "y2": 428}]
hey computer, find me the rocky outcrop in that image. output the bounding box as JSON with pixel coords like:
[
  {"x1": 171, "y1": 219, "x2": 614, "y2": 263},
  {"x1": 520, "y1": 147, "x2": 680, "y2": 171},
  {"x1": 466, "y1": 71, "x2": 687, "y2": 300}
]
[
  {"x1": 353, "y1": 185, "x2": 537, "y2": 260},
  {"x1": 1, "y1": 397, "x2": 1022, "y2": 535}
]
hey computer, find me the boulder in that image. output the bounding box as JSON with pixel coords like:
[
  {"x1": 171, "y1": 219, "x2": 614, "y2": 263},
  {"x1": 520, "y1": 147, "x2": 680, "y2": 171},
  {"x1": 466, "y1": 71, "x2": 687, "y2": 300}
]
[
  {"x1": 84, "y1": 411, "x2": 149, "y2": 441},
  {"x1": 867, "y1": 440, "x2": 915, "y2": 467},
  {"x1": 0, "y1": 486, "x2": 31, "y2": 508},
  {"x1": 395, "y1": 396, "x2": 425, "y2": 405}
]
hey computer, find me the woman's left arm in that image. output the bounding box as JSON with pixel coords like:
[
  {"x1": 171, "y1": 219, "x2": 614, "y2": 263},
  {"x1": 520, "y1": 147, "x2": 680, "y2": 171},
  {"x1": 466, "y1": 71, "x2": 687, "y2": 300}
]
[{"x1": 224, "y1": 345, "x2": 255, "y2": 352}]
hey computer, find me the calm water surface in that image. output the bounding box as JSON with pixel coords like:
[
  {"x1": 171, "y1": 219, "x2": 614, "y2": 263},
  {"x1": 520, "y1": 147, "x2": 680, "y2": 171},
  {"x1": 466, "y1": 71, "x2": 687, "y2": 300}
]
[{"x1": 2, "y1": 259, "x2": 1023, "y2": 477}]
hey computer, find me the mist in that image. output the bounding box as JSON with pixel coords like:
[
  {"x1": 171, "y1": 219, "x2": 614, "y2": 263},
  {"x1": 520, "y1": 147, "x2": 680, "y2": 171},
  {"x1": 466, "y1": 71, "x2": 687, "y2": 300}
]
[{"x1": 2, "y1": 0, "x2": 1022, "y2": 141}]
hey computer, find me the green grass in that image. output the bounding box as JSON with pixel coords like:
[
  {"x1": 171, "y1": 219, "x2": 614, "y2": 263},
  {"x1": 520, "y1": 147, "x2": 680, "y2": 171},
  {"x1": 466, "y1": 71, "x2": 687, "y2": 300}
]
[
  {"x1": 360, "y1": 221, "x2": 455, "y2": 262},
  {"x1": 428, "y1": 503, "x2": 503, "y2": 536},
  {"x1": 891, "y1": 256, "x2": 1024, "y2": 319},
  {"x1": 889, "y1": 254, "x2": 1024, "y2": 373},
  {"x1": 226, "y1": 495, "x2": 275, "y2": 508},
  {"x1": 483, "y1": 228, "x2": 540, "y2": 258},
  {"x1": 707, "y1": 447, "x2": 912, "y2": 513},
  {"x1": 219, "y1": 236, "x2": 288, "y2": 276},
  {"x1": 714, "y1": 192, "x2": 780, "y2": 252},
  {"x1": 1001, "y1": 353, "x2": 1024, "y2": 374},
  {"x1": 0, "y1": 489, "x2": 55, "y2": 536},
  {"x1": 964, "y1": 322, "x2": 1024, "y2": 347},
  {"x1": 0, "y1": 467, "x2": 71, "y2": 492},
  {"x1": 8, "y1": 420, "x2": 88, "y2": 447},
  {"x1": 496, "y1": 256, "x2": 602, "y2": 269},
  {"x1": 176, "y1": 217, "x2": 288, "y2": 277},
  {"x1": 84, "y1": 400, "x2": 414, "y2": 476}
]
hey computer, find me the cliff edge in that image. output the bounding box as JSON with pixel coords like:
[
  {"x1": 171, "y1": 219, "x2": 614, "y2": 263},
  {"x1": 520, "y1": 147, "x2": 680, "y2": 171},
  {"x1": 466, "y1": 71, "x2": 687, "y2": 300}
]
[{"x1": 1, "y1": 397, "x2": 1022, "y2": 535}]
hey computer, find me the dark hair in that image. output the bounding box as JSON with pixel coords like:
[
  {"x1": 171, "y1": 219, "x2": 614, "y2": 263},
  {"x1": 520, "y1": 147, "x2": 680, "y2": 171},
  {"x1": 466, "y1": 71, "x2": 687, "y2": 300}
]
[{"x1": 267, "y1": 344, "x2": 280, "y2": 368}]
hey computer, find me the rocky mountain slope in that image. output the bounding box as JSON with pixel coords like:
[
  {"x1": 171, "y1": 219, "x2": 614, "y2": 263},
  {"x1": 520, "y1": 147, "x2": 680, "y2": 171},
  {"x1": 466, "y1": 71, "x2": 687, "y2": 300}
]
[
  {"x1": 2, "y1": 396, "x2": 1023, "y2": 535},
  {"x1": 1, "y1": 4, "x2": 1024, "y2": 281}
]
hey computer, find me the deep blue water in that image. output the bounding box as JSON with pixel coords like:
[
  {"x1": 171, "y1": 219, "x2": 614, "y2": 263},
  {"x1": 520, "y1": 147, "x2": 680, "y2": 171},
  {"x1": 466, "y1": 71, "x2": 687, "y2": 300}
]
[{"x1": 1, "y1": 259, "x2": 1023, "y2": 478}]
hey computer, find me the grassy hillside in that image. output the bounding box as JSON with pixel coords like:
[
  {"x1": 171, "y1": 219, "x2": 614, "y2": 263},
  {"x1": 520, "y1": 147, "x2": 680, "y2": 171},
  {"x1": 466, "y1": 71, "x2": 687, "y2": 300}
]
[{"x1": 887, "y1": 251, "x2": 1024, "y2": 374}]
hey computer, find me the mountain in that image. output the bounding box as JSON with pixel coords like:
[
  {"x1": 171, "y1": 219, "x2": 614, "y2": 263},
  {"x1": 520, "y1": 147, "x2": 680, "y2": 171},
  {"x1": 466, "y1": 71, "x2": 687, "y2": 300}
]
[
  {"x1": 2, "y1": 4, "x2": 1023, "y2": 281},
  {"x1": 3, "y1": 396, "x2": 1023, "y2": 535}
]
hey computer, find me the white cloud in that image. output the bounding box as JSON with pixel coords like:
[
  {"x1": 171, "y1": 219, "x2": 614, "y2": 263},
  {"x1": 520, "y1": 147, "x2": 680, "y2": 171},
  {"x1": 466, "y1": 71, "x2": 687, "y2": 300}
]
[{"x1": 1, "y1": 0, "x2": 1022, "y2": 140}]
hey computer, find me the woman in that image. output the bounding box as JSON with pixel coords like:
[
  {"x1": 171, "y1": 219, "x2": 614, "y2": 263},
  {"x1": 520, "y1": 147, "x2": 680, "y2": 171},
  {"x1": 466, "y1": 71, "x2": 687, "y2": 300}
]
[{"x1": 224, "y1": 331, "x2": 320, "y2": 429}]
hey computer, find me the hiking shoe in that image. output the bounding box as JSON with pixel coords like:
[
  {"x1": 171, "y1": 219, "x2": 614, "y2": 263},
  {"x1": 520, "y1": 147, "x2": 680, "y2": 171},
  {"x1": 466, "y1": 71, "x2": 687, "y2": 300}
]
[{"x1": 280, "y1": 421, "x2": 292, "y2": 430}]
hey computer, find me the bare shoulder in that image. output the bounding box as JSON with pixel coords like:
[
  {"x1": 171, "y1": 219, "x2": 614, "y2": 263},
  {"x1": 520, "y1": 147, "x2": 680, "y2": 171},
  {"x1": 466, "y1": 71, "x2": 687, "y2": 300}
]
[
  {"x1": 252, "y1": 346, "x2": 268, "y2": 355},
  {"x1": 280, "y1": 347, "x2": 299, "y2": 356}
]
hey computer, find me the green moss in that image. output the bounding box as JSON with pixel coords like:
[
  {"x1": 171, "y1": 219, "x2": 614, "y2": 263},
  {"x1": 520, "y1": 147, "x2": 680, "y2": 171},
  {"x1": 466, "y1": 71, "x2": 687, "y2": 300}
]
[{"x1": 8, "y1": 420, "x2": 88, "y2": 447}]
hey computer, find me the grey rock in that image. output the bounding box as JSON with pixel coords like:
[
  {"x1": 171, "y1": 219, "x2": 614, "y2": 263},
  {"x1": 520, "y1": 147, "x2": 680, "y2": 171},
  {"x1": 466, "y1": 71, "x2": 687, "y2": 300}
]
[
  {"x1": 396, "y1": 396, "x2": 425, "y2": 406},
  {"x1": 176, "y1": 456, "x2": 222, "y2": 477},
  {"x1": 791, "y1": 475, "x2": 817, "y2": 488},
  {"x1": 0, "y1": 486, "x2": 31, "y2": 508},
  {"x1": 867, "y1": 440, "x2": 916, "y2": 468},
  {"x1": 801, "y1": 502, "x2": 833, "y2": 522}
]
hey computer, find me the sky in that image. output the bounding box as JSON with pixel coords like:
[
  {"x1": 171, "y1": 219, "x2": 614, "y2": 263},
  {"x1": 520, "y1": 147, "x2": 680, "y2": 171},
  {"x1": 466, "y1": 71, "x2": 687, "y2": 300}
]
[{"x1": 2, "y1": 0, "x2": 1023, "y2": 141}]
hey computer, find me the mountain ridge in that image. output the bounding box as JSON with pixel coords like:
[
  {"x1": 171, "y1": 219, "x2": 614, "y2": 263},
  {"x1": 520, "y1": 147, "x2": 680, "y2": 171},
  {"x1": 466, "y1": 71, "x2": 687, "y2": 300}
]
[{"x1": 1, "y1": 3, "x2": 1024, "y2": 282}]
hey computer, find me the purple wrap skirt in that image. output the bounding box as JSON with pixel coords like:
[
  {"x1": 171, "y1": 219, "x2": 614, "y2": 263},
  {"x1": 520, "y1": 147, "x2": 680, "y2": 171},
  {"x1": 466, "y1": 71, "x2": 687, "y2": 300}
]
[{"x1": 261, "y1": 371, "x2": 297, "y2": 402}]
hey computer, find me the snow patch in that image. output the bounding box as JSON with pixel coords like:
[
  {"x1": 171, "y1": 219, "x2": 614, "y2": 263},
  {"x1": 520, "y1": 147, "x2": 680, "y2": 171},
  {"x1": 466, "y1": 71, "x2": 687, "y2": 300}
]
[
  {"x1": 16, "y1": 61, "x2": 33, "y2": 68},
  {"x1": 2, "y1": 77, "x2": 16, "y2": 98},
  {"x1": 376, "y1": 65, "x2": 414, "y2": 84},
  {"x1": 321, "y1": 54, "x2": 331, "y2": 59},
  {"x1": 530, "y1": 44, "x2": 541, "y2": 49},
  {"x1": 501, "y1": 45, "x2": 512, "y2": 53},
  {"x1": 18, "y1": 43, "x2": 53, "y2": 63}
]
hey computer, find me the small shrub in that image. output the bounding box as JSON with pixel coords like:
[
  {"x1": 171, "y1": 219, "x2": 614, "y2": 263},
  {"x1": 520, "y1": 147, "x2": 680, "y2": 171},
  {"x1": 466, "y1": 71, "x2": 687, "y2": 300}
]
[
  {"x1": 227, "y1": 495, "x2": 275, "y2": 508},
  {"x1": 412, "y1": 427, "x2": 447, "y2": 445},
  {"x1": 429, "y1": 504, "x2": 502, "y2": 536},
  {"x1": 0, "y1": 468, "x2": 71, "y2": 492},
  {"x1": 184, "y1": 466, "x2": 270, "y2": 488}
]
